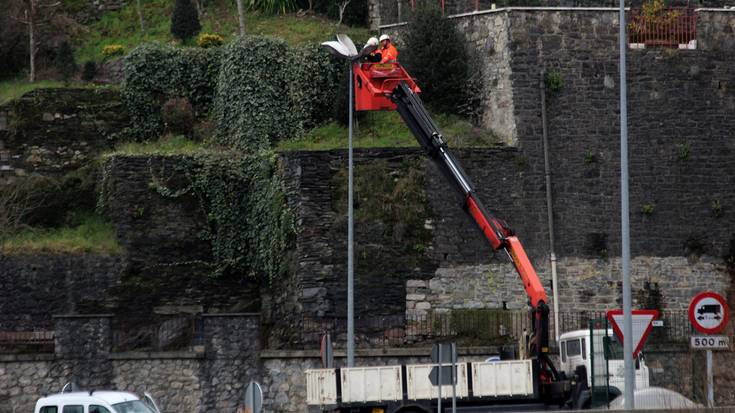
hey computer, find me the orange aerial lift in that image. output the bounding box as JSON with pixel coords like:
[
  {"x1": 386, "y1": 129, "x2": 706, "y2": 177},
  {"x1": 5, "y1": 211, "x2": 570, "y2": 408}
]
[{"x1": 353, "y1": 61, "x2": 558, "y2": 387}]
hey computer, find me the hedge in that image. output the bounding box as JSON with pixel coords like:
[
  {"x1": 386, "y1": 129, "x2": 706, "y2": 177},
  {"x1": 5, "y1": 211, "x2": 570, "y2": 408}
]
[
  {"x1": 122, "y1": 43, "x2": 221, "y2": 140},
  {"x1": 213, "y1": 36, "x2": 341, "y2": 150},
  {"x1": 124, "y1": 38, "x2": 341, "y2": 148},
  {"x1": 289, "y1": 43, "x2": 342, "y2": 131}
]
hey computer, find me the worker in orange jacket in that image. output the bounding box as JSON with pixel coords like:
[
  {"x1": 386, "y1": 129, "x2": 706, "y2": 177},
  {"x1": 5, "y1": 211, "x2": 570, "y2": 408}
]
[{"x1": 379, "y1": 34, "x2": 398, "y2": 63}]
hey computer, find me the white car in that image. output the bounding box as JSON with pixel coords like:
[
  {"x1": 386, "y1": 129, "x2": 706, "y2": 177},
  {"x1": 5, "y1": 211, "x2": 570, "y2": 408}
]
[
  {"x1": 34, "y1": 390, "x2": 161, "y2": 413},
  {"x1": 609, "y1": 387, "x2": 700, "y2": 409}
]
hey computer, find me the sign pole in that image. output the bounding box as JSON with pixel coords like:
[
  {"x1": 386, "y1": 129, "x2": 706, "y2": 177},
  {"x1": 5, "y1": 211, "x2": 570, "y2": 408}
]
[
  {"x1": 618, "y1": 0, "x2": 633, "y2": 401},
  {"x1": 438, "y1": 343, "x2": 442, "y2": 413},
  {"x1": 451, "y1": 343, "x2": 457, "y2": 413},
  {"x1": 707, "y1": 349, "x2": 714, "y2": 407}
]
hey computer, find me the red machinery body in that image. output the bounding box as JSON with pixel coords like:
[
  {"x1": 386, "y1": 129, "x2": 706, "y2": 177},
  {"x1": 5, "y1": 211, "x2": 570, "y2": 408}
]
[{"x1": 354, "y1": 63, "x2": 421, "y2": 111}]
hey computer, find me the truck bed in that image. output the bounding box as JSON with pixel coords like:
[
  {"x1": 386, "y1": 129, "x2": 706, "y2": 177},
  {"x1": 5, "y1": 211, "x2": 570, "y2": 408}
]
[{"x1": 306, "y1": 360, "x2": 536, "y2": 406}]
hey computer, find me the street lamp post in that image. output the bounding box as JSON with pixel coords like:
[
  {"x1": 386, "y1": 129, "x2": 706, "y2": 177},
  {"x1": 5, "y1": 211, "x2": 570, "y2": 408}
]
[{"x1": 321, "y1": 35, "x2": 378, "y2": 368}]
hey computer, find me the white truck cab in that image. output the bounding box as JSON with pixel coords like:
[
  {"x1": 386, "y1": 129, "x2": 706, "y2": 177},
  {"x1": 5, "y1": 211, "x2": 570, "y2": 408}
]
[
  {"x1": 559, "y1": 329, "x2": 650, "y2": 398},
  {"x1": 34, "y1": 390, "x2": 160, "y2": 413}
]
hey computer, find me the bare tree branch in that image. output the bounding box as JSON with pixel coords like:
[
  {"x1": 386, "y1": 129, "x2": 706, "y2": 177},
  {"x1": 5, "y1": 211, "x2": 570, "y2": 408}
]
[{"x1": 337, "y1": 0, "x2": 351, "y2": 26}]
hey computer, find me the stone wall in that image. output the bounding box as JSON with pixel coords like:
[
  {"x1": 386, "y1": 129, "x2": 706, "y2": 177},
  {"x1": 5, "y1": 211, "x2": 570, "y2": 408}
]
[
  {"x1": 0, "y1": 253, "x2": 123, "y2": 331},
  {"x1": 99, "y1": 155, "x2": 260, "y2": 315},
  {"x1": 112, "y1": 356, "x2": 204, "y2": 412},
  {"x1": 0, "y1": 314, "x2": 260, "y2": 413},
  {"x1": 407, "y1": 256, "x2": 731, "y2": 316},
  {"x1": 280, "y1": 144, "x2": 733, "y2": 338},
  {"x1": 0, "y1": 88, "x2": 128, "y2": 179}
]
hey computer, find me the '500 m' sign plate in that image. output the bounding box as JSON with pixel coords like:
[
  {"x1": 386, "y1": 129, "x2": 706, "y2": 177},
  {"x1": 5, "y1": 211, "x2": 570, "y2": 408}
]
[{"x1": 690, "y1": 336, "x2": 730, "y2": 350}]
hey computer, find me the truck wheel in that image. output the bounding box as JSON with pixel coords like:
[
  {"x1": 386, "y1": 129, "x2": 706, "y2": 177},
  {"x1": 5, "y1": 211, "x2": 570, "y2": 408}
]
[{"x1": 394, "y1": 406, "x2": 430, "y2": 413}]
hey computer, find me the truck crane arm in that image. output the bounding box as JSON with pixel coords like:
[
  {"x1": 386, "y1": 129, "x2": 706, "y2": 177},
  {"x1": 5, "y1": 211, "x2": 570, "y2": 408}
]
[{"x1": 390, "y1": 82, "x2": 554, "y2": 371}]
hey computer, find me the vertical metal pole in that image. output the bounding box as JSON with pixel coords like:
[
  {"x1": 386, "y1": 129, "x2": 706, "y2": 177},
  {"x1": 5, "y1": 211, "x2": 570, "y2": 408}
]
[
  {"x1": 619, "y1": 0, "x2": 634, "y2": 409},
  {"x1": 438, "y1": 343, "x2": 443, "y2": 413},
  {"x1": 451, "y1": 343, "x2": 457, "y2": 413},
  {"x1": 347, "y1": 62, "x2": 355, "y2": 368},
  {"x1": 707, "y1": 349, "x2": 714, "y2": 407},
  {"x1": 540, "y1": 74, "x2": 560, "y2": 343}
]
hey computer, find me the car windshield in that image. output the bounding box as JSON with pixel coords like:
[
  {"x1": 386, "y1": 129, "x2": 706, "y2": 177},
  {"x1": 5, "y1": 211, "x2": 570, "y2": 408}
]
[{"x1": 112, "y1": 401, "x2": 156, "y2": 413}]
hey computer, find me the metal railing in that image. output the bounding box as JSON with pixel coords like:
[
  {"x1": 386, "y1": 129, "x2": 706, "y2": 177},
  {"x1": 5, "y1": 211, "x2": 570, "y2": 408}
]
[
  {"x1": 628, "y1": 7, "x2": 697, "y2": 47},
  {"x1": 111, "y1": 315, "x2": 201, "y2": 352},
  {"x1": 302, "y1": 309, "x2": 697, "y2": 349},
  {"x1": 378, "y1": 0, "x2": 628, "y2": 26}
]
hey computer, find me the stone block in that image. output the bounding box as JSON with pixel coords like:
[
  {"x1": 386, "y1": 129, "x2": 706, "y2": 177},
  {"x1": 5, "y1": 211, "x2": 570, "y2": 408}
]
[{"x1": 406, "y1": 279, "x2": 427, "y2": 288}]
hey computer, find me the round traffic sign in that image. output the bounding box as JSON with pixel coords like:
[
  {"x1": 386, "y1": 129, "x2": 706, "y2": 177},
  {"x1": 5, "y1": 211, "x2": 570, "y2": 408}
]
[{"x1": 688, "y1": 291, "x2": 729, "y2": 334}]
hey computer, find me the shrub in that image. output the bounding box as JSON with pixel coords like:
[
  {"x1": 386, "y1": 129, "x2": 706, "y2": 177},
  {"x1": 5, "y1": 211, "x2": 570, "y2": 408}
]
[
  {"x1": 401, "y1": 6, "x2": 469, "y2": 114},
  {"x1": 545, "y1": 71, "x2": 564, "y2": 92},
  {"x1": 641, "y1": 203, "x2": 655, "y2": 216},
  {"x1": 122, "y1": 43, "x2": 221, "y2": 139},
  {"x1": 162, "y1": 97, "x2": 195, "y2": 136},
  {"x1": 81, "y1": 61, "x2": 97, "y2": 81},
  {"x1": 54, "y1": 41, "x2": 78, "y2": 84},
  {"x1": 213, "y1": 36, "x2": 296, "y2": 150},
  {"x1": 103, "y1": 44, "x2": 125, "y2": 57},
  {"x1": 197, "y1": 33, "x2": 224, "y2": 48},
  {"x1": 3, "y1": 163, "x2": 98, "y2": 229},
  {"x1": 171, "y1": 0, "x2": 201, "y2": 41}
]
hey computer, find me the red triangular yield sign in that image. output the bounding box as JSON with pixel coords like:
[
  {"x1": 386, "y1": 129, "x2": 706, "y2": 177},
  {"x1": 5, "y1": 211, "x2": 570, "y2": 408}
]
[{"x1": 606, "y1": 310, "x2": 659, "y2": 358}]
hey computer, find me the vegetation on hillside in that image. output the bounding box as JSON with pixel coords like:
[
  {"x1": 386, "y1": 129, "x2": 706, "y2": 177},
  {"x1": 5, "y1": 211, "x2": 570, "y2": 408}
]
[
  {"x1": 0, "y1": 0, "x2": 501, "y2": 268},
  {"x1": 75, "y1": 0, "x2": 368, "y2": 62},
  {"x1": 1, "y1": 213, "x2": 121, "y2": 255}
]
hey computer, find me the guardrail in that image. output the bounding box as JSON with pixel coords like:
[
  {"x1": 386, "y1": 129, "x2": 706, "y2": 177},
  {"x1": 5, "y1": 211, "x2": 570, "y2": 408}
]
[{"x1": 301, "y1": 309, "x2": 698, "y2": 349}]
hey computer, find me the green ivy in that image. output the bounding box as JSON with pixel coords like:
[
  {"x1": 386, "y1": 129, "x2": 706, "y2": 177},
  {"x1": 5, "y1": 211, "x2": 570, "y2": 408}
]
[
  {"x1": 289, "y1": 44, "x2": 342, "y2": 131},
  {"x1": 123, "y1": 38, "x2": 340, "y2": 148},
  {"x1": 213, "y1": 36, "x2": 295, "y2": 150},
  {"x1": 122, "y1": 43, "x2": 221, "y2": 140},
  {"x1": 101, "y1": 152, "x2": 295, "y2": 282}
]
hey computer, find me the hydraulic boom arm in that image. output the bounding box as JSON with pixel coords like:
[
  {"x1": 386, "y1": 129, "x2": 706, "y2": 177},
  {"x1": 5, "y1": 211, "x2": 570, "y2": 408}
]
[{"x1": 390, "y1": 83, "x2": 553, "y2": 366}]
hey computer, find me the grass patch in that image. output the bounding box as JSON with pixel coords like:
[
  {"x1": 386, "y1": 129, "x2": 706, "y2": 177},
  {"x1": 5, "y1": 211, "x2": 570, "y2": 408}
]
[
  {"x1": 105, "y1": 135, "x2": 218, "y2": 156},
  {"x1": 277, "y1": 111, "x2": 500, "y2": 151},
  {"x1": 1, "y1": 213, "x2": 122, "y2": 255},
  {"x1": 0, "y1": 79, "x2": 71, "y2": 105},
  {"x1": 76, "y1": 0, "x2": 369, "y2": 62}
]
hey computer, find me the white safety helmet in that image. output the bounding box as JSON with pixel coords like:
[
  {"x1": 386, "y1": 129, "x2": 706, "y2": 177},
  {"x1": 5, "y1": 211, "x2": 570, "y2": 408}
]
[
  {"x1": 366, "y1": 37, "x2": 379, "y2": 47},
  {"x1": 379, "y1": 34, "x2": 390, "y2": 42}
]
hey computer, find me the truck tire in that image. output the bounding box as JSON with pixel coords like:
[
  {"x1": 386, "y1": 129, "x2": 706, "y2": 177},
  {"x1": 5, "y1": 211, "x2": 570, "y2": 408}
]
[{"x1": 393, "y1": 405, "x2": 430, "y2": 413}]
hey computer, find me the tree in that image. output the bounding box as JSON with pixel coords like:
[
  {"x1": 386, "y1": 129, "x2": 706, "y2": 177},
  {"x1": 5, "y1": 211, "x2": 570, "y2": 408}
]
[
  {"x1": 14, "y1": 0, "x2": 60, "y2": 82},
  {"x1": 400, "y1": 6, "x2": 469, "y2": 115},
  {"x1": 336, "y1": 0, "x2": 351, "y2": 26},
  {"x1": 136, "y1": 0, "x2": 146, "y2": 33},
  {"x1": 54, "y1": 40, "x2": 77, "y2": 84},
  {"x1": 171, "y1": 0, "x2": 201, "y2": 42},
  {"x1": 235, "y1": 0, "x2": 245, "y2": 35}
]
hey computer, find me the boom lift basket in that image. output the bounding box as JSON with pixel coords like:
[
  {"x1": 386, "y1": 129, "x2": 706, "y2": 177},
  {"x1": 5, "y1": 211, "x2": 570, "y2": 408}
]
[{"x1": 354, "y1": 63, "x2": 421, "y2": 111}]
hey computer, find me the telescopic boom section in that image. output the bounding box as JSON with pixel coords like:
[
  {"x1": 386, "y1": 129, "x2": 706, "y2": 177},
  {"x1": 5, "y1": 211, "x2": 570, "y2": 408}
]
[{"x1": 390, "y1": 83, "x2": 548, "y2": 309}]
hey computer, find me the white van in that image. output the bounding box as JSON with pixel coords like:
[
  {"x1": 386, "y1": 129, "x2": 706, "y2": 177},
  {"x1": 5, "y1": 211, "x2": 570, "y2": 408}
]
[
  {"x1": 559, "y1": 329, "x2": 650, "y2": 399},
  {"x1": 34, "y1": 391, "x2": 160, "y2": 413}
]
